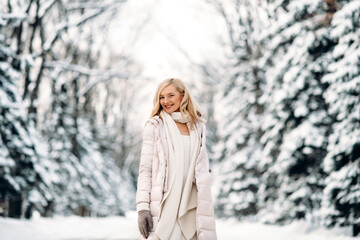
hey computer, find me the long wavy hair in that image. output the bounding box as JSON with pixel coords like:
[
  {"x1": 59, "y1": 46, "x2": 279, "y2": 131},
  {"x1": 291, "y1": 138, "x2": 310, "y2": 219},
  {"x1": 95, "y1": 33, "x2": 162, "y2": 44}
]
[{"x1": 151, "y1": 78, "x2": 204, "y2": 129}]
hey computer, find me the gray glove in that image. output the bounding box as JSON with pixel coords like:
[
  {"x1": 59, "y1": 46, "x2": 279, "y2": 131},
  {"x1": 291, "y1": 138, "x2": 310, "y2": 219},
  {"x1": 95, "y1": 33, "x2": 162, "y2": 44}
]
[{"x1": 138, "y1": 210, "x2": 153, "y2": 238}]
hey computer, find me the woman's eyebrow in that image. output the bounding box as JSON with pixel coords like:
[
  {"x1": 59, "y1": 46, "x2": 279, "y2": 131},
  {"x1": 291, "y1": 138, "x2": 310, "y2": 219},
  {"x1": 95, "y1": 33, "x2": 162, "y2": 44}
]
[{"x1": 160, "y1": 92, "x2": 175, "y2": 97}]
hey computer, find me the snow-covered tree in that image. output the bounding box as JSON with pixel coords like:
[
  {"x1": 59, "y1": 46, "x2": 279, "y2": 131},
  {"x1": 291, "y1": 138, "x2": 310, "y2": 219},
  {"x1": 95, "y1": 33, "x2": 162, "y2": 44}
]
[
  {"x1": 212, "y1": 0, "x2": 360, "y2": 235},
  {"x1": 255, "y1": 0, "x2": 333, "y2": 223},
  {"x1": 1, "y1": 0, "x2": 137, "y2": 218},
  {"x1": 38, "y1": 7, "x2": 136, "y2": 215},
  {"x1": 211, "y1": 0, "x2": 264, "y2": 218},
  {"x1": 0, "y1": 27, "x2": 58, "y2": 217},
  {"x1": 321, "y1": 1, "x2": 360, "y2": 236}
]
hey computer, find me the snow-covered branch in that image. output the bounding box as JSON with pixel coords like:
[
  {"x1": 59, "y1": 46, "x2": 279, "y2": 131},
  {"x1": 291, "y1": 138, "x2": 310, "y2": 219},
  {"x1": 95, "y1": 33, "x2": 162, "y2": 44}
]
[
  {"x1": 44, "y1": 60, "x2": 130, "y2": 97},
  {"x1": 0, "y1": 12, "x2": 27, "y2": 21},
  {"x1": 38, "y1": 0, "x2": 57, "y2": 18},
  {"x1": 207, "y1": 0, "x2": 237, "y2": 51},
  {"x1": 43, "y1": 8, "x2": 107, "y2": 51},
  {"x1": 77, "y1": 73, "x2": 130, "y2": 98},
  {"x1": 65, "y1": 0, "x2": 126, "y2": 11},
  {"x1": 44, "y1": 60, "x2": 128, "y2": 77}
]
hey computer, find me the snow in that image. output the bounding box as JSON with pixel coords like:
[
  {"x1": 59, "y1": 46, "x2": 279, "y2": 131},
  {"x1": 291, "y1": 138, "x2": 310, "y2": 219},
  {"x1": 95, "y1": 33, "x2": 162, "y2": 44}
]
[
  {"x1": 2, "y1": 0, "x2": 360, "y2": 235},
  {"x1": 0, "y1": 212, "x2": 355, "y2": 240}
]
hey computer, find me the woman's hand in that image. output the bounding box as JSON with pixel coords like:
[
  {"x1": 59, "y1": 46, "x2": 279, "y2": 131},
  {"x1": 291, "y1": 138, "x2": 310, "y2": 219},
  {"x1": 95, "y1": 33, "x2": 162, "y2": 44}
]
[{"x1": 138, "y1": 210, "x2": 153, "y2": 238}]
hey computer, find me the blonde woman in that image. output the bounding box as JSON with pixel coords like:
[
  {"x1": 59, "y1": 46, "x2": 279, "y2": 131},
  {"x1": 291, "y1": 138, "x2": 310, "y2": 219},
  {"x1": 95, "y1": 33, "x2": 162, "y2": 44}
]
[{"x1": 136, "y1": 78, "x2": 217, "y2": 240}]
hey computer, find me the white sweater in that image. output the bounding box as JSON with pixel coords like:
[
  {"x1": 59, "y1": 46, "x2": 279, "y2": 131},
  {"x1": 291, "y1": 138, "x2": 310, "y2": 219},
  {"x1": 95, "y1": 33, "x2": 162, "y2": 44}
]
[{"x1": 155, "y1": 134, "x2": 197, "y2": 240}]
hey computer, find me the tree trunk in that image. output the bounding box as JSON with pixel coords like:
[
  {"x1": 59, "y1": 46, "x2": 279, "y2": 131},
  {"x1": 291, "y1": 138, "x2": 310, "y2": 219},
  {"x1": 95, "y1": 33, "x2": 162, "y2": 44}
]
[
  {"x1": 28, "y1": 62, "x2": 44, "y2": 125},
  {"x1": 353, "y1": 224, "x2": 360, "y2": 237},
  {"x1": 324, "y1": 0, "x2": 338, "y2": 25},
  {"x1": 8, "y1": 195, "x2": 22, "y2": 218},
  {"x1": 25, "y1": 203, "x2": 33, "y2": 219},
  {"x1": 0, "y1": 199, "x2": 9, "y2": 217}
]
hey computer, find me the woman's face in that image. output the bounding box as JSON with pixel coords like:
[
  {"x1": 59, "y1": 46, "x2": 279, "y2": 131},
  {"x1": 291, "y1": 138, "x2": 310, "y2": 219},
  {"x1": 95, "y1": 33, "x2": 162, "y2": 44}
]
[{"x1": 159, "y1": 84, "x2": 184, "y2": 114}]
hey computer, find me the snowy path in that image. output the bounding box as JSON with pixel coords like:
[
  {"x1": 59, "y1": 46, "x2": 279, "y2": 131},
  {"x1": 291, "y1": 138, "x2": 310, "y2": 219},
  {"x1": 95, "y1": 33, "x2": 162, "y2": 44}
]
[{"x1": 0, "y1": 211, "x2": 356, "y2": 240}]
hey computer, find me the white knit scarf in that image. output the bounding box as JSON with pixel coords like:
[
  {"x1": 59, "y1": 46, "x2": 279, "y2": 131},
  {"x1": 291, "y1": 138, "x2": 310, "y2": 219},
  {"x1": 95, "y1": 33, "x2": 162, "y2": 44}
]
[
  {"x1": 155, "y1": 111, "x2": 200, "y2": 240},
  {"x1": 170, "y1": 111, "x2": 191, "y2": 124}
]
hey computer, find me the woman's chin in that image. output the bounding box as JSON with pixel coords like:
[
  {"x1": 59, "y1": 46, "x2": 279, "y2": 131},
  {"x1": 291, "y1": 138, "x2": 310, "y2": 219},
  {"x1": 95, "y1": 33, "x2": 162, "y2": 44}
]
[{"x1": 162, "y1": 107, "x2": 179, "y2": 114}]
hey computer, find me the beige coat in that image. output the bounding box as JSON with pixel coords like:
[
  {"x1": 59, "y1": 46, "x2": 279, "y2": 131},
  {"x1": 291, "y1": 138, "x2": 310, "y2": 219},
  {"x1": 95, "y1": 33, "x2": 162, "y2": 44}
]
[{"x1": 136, "y1": 116, "x2": 217, "y2": 240}]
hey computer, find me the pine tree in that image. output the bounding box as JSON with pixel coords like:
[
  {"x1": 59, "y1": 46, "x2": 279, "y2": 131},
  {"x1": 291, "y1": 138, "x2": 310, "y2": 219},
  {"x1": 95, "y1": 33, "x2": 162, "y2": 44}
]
[
  {"x1": 255, "y1": 0, "x2": 333, "y2": 223},
  {"x1": 321, "y1": 1, "x2": 360, "y2": 236},
  {"x1": 212, "y1": 0, "x2": 263, "y2": 218},
  {"x1": 0, "y1": 29, "x2": 58, "y2": 218},
  {"x1": 213, "y1": 0, "x2": 360, "y2": 229},
  {"x1": 1, "y1": 0, "x2": 135, "y2": 218},
  {"x1": 42, "y1": 78, "x2": 134, "y2": 216}
]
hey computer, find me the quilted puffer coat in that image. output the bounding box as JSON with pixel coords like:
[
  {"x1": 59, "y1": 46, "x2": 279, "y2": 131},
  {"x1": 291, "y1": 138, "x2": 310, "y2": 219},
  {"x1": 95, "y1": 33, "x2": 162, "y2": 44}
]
[{"x1": 136, "y1": 116, "x2": 217, "y2": 240}]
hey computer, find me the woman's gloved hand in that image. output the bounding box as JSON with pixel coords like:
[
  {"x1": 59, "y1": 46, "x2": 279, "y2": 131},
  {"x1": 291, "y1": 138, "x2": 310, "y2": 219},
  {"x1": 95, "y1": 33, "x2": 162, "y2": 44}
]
[{"x1": 138, "y1": 210, "x2": 153, "y2": 238}]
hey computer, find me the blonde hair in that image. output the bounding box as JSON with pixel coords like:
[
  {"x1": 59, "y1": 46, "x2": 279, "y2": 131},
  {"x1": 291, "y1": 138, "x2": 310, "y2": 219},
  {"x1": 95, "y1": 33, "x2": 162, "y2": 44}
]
[{"x1": 151, "y1": 78, "x2": 204, "y2": 129}]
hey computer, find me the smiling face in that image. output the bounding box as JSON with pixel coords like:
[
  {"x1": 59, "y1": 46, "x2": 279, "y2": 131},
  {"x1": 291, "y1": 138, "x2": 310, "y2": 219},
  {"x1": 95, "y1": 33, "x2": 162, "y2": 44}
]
[{"x1": 159, "y1": 84, "x2": 184, "y2": 114}]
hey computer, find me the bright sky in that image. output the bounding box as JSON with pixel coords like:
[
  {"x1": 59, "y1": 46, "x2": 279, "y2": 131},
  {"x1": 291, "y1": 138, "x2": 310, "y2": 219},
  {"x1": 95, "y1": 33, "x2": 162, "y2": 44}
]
[
  {"x1": 108, "y1": 0, "x2": 228, "y2": 126},
  {"x1": 110, "y1": 0, "x2": 227, "y2": 79}
]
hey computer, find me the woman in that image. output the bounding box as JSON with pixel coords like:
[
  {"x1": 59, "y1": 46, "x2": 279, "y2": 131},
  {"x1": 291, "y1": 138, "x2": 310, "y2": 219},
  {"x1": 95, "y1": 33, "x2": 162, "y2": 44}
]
[{"x1": 136, "y1": 78, "x2": 217, "y2": 240}]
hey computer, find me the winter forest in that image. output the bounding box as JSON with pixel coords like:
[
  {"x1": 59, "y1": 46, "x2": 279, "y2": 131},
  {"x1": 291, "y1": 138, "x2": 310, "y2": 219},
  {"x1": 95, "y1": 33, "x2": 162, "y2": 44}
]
[{"x1": 0, "y1": 0, "x2": 359, "y2": 239}]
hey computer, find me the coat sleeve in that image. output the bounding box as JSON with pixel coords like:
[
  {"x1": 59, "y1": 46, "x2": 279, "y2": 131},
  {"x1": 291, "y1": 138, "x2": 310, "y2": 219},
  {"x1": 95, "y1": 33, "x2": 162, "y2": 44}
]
[{"x1": 136, "y1": 121, "x2": 156, "y2": 211}]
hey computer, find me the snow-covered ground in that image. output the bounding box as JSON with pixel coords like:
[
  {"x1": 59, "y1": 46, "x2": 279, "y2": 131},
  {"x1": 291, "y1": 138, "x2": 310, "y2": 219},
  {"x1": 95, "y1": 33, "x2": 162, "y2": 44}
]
[{"x1": 0, "y1": 211, "x2": 356, "y2": 240}]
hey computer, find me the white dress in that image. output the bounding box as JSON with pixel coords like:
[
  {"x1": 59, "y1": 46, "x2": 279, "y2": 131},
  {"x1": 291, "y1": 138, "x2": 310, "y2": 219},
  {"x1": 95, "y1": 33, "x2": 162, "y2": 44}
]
[
  {"x1": 169, "y1": 135, "x2": 196, "y2": 240},
  {"x1": 182, "y1": 135, "x2": 191, "y2": 184},
  {"x1": 154, "y1": 134, "x2": 197, "y2": 240}
]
